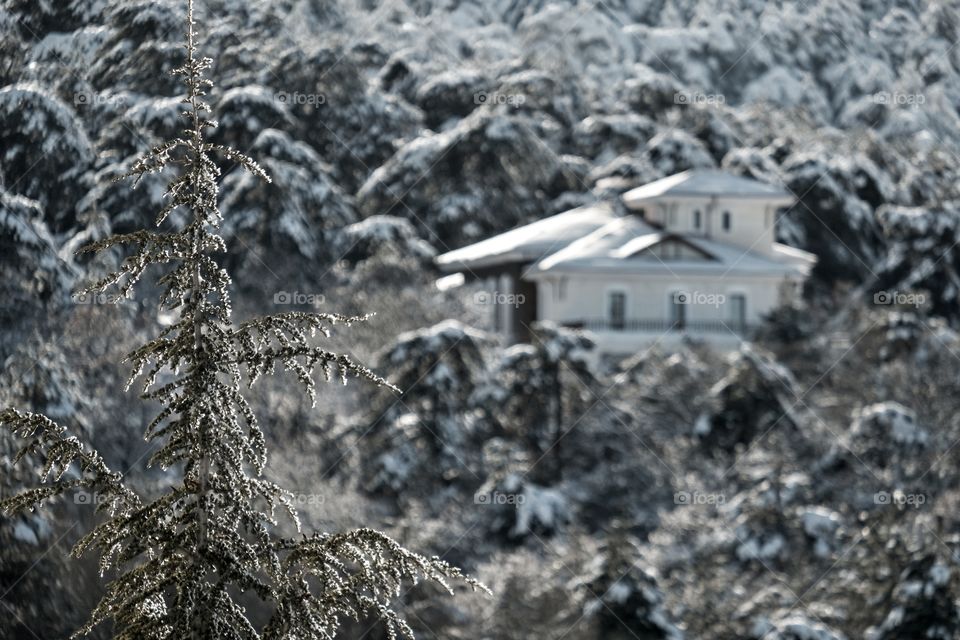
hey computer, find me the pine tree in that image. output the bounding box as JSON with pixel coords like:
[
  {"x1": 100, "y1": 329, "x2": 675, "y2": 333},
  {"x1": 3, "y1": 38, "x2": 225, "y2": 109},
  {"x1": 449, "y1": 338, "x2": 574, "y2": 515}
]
[
  {"x1": 0, "y1": 187, "x2": 71, "y2": 338},
  {"x1": 360, "y1": 321, "x2": 488, "y2": 496},
  {"x1": 0, "y1": 3, "x2": 481, "y2": 638},
  {"x1": 578, "y1": 530, "x2": 683, "y2": 640},
  {"x1": 373, "y1": 320, "x2": 487, "y2": 449},
  {"x1": 869, "y1": 552, "x2": 960, "y2": 640},
  {"x1": 495, "y1": 321, "x2": 595, "y2": 481},
  {"x1": 0, "y1": 83, "x2": 95, "y2": 232}
]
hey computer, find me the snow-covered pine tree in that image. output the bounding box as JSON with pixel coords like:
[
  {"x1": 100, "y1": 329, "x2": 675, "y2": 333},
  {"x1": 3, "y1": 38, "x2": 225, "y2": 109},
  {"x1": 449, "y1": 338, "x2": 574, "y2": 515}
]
[
  {"x1": 578, "y1": 529, "x2": 683, "y2": 640},
  {"x1": 360, "y1": 321, "x2": 488, "y2": 495},
  {"x1": 0, "y1": 3, "x2": 481, "y2": 638},
  {"x1": 0, "y1": 187, "x2": 70, "y2": 341},
  {"x1": 495, "y1": 321, "x2": 595, "y2": 481}
]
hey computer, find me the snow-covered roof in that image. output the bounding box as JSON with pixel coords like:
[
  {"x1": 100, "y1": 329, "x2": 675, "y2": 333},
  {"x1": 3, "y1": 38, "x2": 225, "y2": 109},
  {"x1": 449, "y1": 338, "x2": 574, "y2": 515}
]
[
  {"x1": 611, "y1": 232, "x2": 716, "y2": 260},
  {"x1": 436, "y1": 172, "x2": 812, "y2": 277},
  {"x1": 622, "y1": 169, "x2": 794, "y2": 206},
  {"x1": 436, "y1": 202, "x2": 617, "y2": 272},
  {"x1": 532, "y1": 216, "x2": 657, "y2": 271},
  {"x1": 610, "y1": 231, "x2": 668, "y2": 258},
  {"x1": 526, "y1": 216, "x2": 815, "y2": 278}
]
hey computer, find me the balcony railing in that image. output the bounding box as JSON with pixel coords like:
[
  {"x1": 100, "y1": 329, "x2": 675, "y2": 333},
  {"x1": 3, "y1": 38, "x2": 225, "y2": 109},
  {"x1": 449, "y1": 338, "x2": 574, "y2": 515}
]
[{"x1": 565, "y1": 318, "x2": 755, "y2": 335}]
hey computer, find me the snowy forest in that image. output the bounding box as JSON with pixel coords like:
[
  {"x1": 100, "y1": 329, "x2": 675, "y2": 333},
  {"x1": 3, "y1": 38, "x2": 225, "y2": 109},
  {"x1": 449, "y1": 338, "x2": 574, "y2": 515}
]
[{"x1": 3, "y1": 0, "x2": 960, "y2": 638}]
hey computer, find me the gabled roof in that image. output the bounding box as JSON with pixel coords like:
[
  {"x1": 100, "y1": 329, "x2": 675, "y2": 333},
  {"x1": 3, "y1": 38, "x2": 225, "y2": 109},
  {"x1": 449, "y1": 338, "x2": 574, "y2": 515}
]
[
  {"x1": 532, "y1": 216, "x2": 657, "y2": 271},
  {"x1": 613, "y1": 233, "x2": 717, "y2": 261},
  {"x1": 435, "y1": 171, "x2": 812, "y2": 277},
  {"x1": 623, "y1": 169, "x2": 794, "y2": 206},
  {"x1": 526, "y1": 216, "x2": 815, "y2": 278},
  {"x1": 436, "y1": 202, "x2": 617, "y2": 272}
]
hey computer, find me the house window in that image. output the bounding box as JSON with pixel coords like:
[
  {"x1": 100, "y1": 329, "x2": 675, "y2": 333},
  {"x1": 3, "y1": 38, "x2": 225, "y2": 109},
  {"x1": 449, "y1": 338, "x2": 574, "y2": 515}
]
[
  {"x1": 555, "y1": 277, "x2": 567, "y2": 302},
  {"x1": 722, "y1": 211, "x2": 731, "y2": 231},
  {"x1": 608, "y1": 291, "x2": 626, "y2": 330},
  {"x1": 728, "y1": 293, "x2": 747, "y2": 329},
  {"x1": 693, "y1": 209, "x2": 702, "y2": 230},
  {"x1": 669, "y1": 292, "x2": 687, "y2": 330}
]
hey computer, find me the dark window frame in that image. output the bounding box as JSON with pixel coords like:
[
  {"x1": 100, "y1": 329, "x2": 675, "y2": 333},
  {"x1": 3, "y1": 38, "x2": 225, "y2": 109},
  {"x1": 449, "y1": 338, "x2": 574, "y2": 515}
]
[{"x1": 608, "y1": 290, "x2": 627, "y2": 330}]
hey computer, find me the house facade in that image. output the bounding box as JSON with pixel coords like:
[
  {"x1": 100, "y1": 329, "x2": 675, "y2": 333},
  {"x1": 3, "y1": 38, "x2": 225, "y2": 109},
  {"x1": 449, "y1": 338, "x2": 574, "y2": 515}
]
[{"x1": 437, "y1": 170, "x2": 816, "y2": 357}]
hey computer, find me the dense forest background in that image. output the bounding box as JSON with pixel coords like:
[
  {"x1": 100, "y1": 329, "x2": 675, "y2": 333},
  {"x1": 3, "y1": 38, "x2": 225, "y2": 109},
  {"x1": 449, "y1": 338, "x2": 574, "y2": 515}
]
[{"x1": 3, "y1": 0, "x2": 960, "y2": 638}]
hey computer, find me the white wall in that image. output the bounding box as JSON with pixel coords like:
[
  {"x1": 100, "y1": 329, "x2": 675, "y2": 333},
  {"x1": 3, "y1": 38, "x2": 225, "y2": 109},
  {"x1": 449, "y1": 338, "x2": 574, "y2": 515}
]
[
  {"x1": 638, "y1": 197, "x2": 781, "y2": 258},
  {"x1": 537, "y1": 272, "x2": 787, "y2": 326},
  {"x1": 534, "y1": 271, "x2": 800, "y2": 358}
]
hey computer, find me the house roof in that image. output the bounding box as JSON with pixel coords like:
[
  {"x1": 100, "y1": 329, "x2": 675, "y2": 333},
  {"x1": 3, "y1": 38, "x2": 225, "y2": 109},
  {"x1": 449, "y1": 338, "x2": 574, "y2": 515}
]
[
  {"x1": 526, "y1": 216, "x2": 815, "y2": 278},
  {"x1": 532, "y1": 216, "x2": 656, "y2": 272},
  {"x1": 623, "y1": 169, "x2": 794, "y2": 206},
  {"x1": 611, "y1": 232, "x2": 718, "y2": 260},
  {"x1": 435, "y1": 202, "x2": 617, "y2": 272},
  {"x1": 435, "y1": 171, "x2": 813, "y2": 278}
]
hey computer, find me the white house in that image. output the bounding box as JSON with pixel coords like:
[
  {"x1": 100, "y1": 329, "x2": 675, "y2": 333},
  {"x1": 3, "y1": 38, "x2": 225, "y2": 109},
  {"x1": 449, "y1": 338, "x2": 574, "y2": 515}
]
[{"x1": 437, "y1": 170, "x2": 817, "y2": 357}]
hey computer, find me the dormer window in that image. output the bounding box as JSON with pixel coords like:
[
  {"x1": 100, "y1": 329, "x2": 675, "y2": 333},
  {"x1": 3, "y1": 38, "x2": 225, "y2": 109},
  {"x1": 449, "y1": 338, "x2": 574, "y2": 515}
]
[
  {"x1": 722, "y1": 211, "x2": 731, "y2": 231},
  {"x1": 693, "y1": 209, "x2": 702, "y2": 230}
]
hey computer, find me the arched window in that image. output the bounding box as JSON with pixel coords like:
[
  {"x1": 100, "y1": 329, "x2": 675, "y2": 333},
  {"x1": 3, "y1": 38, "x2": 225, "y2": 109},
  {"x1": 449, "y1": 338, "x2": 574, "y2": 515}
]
[
  {"x1": 722, "y1": 211, "x2": 731, "y2": 231},
  {"x1": 693, "y1": 209, "x2": 702, "y2": 229}
]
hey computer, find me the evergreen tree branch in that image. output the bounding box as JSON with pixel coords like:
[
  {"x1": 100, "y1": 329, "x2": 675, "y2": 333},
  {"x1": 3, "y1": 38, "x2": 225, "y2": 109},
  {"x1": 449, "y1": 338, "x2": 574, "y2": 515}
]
[
  {"x1": 0, "y1": 0, "x2": 480, "y2": 636},
  {"x1": 0, "y1": 408, "x2": 140, "y2": 517}
]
